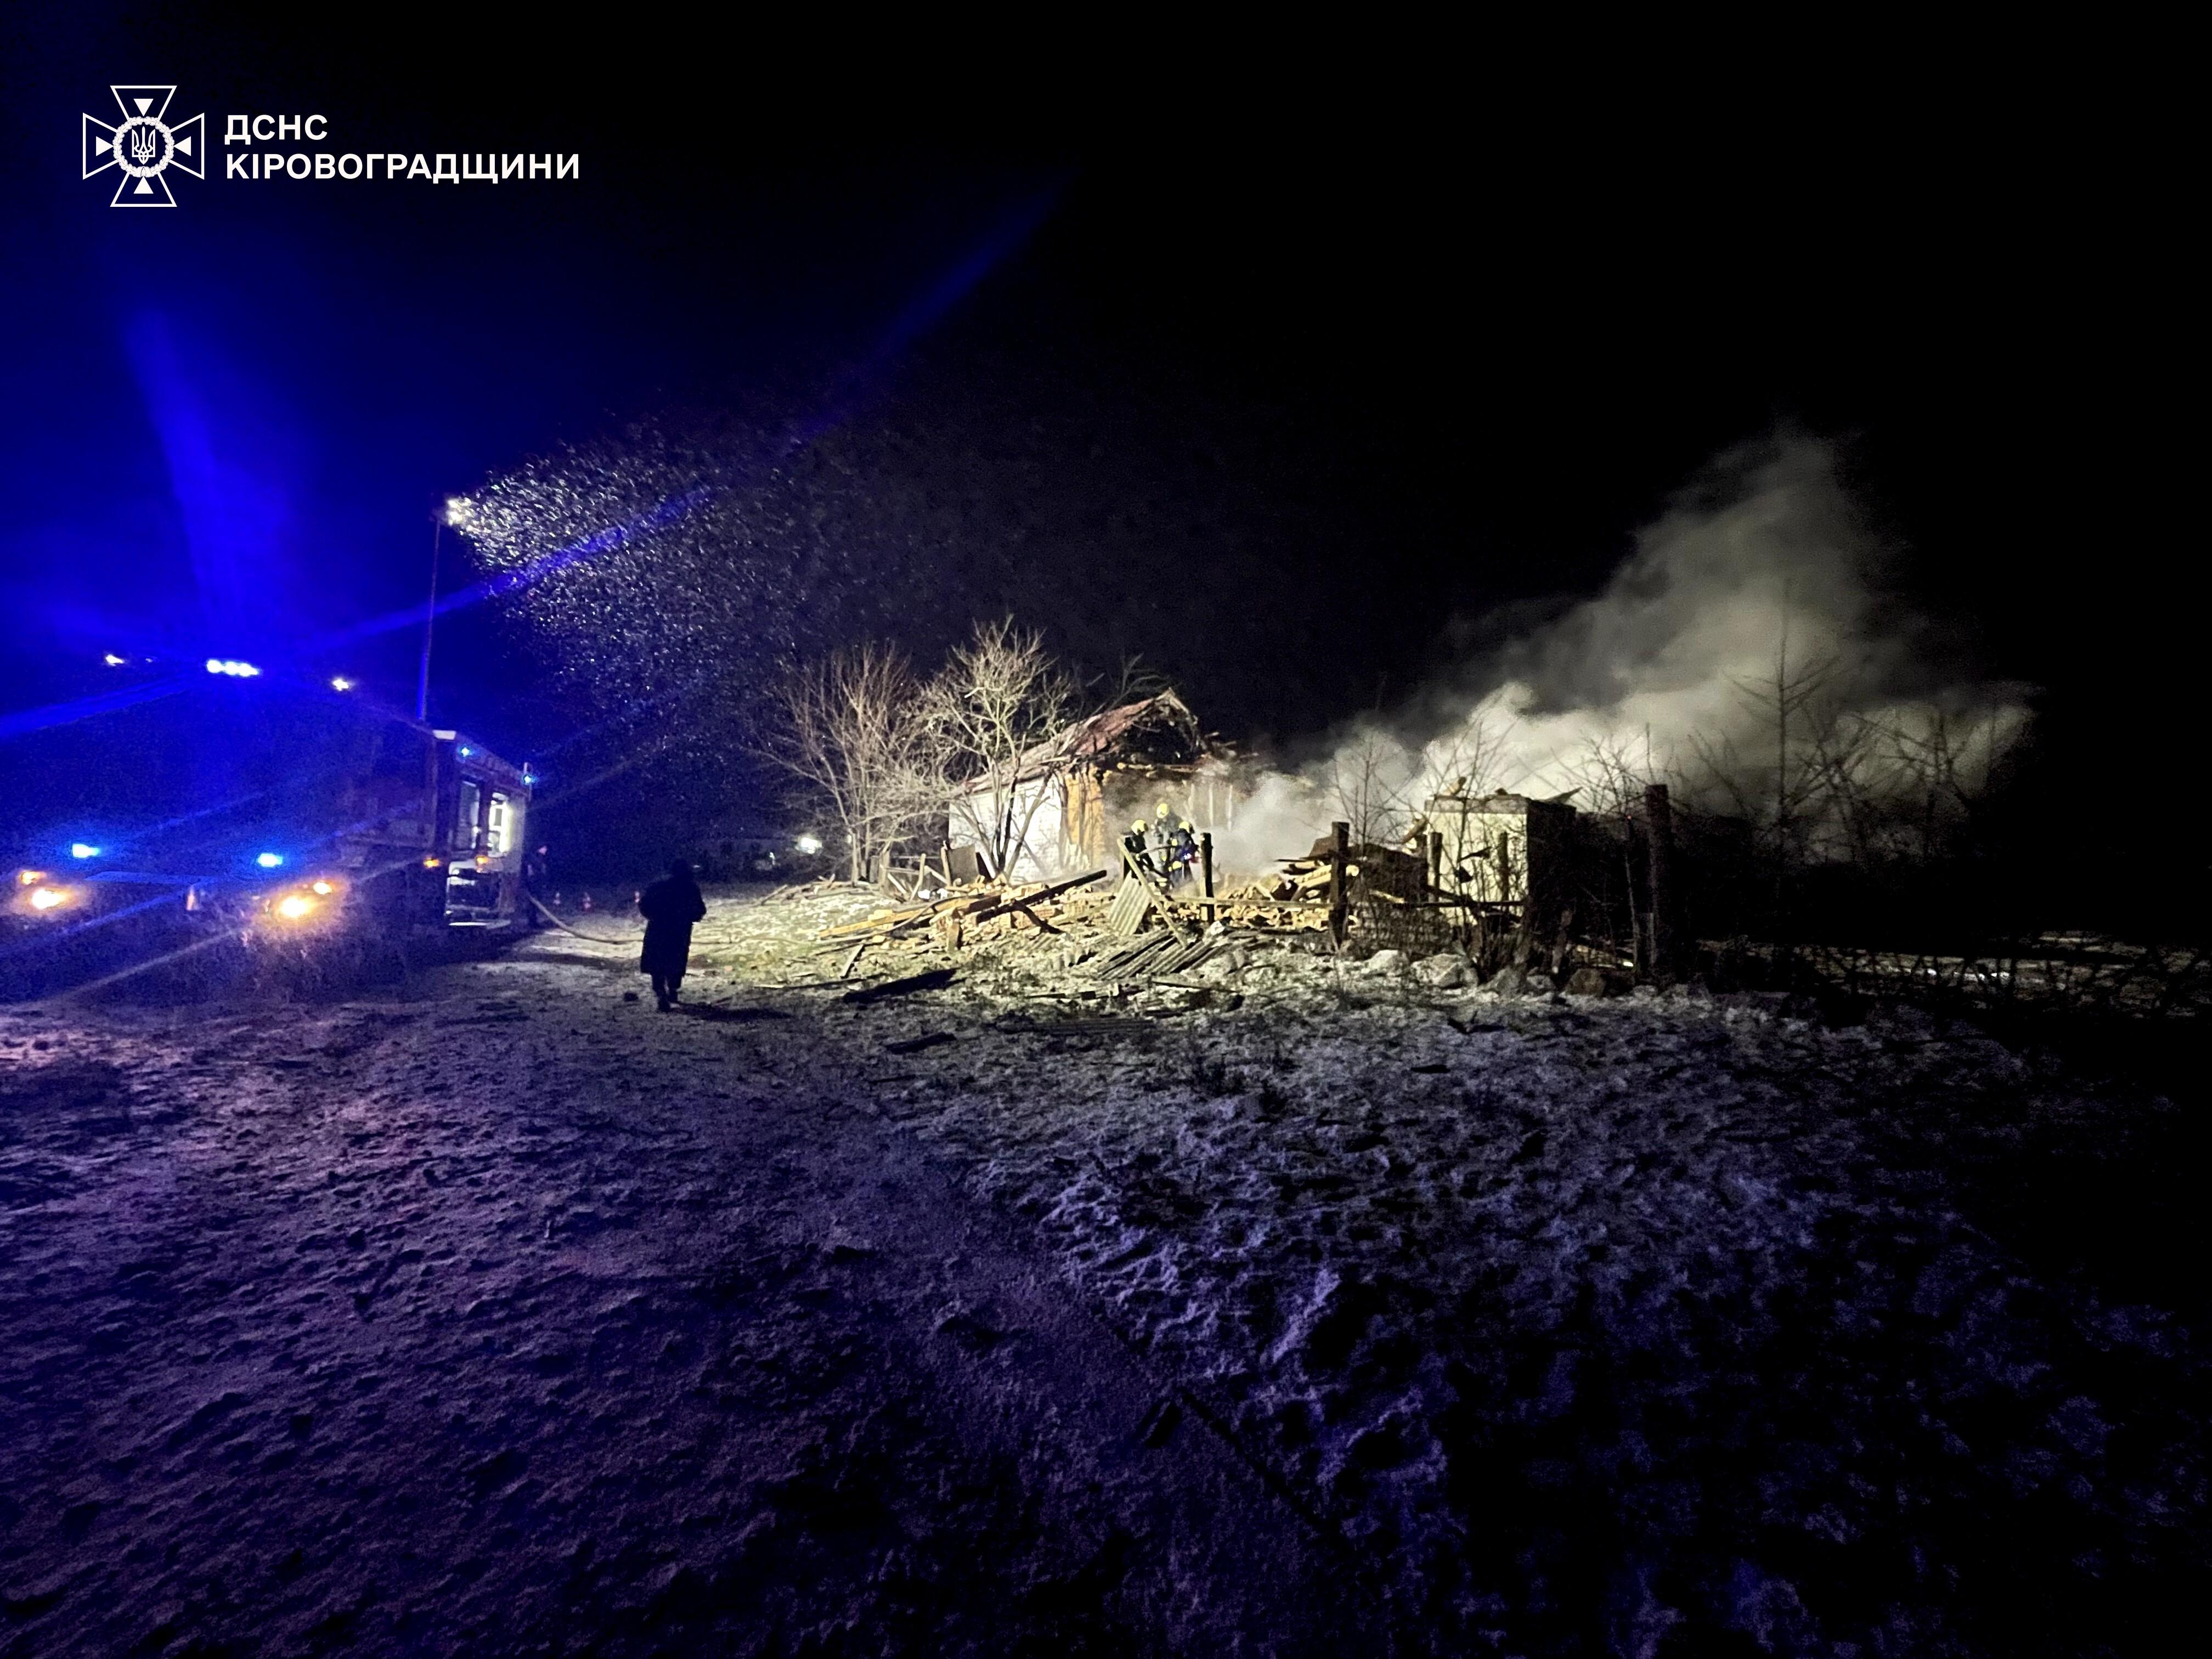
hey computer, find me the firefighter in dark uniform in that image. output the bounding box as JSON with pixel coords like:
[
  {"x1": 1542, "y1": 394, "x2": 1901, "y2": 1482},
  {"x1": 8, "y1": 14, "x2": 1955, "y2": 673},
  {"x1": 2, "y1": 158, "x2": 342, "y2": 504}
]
[
  {"x1": 1122, "y1": 820, "x2": 1155, "y2": 881},
  {"x1": 521, "y1": 844, "x2": 551, "y2": 927},
  {"x1": 1170, "y1": 818, "x2": 1199, "y2": 889}
]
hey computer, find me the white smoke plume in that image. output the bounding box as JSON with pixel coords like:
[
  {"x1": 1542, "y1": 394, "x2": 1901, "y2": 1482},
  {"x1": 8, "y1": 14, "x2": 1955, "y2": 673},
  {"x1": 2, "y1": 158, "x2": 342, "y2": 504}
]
[{"x1": 1211, "y1": 433, "x2": 2029, "y2": 876}]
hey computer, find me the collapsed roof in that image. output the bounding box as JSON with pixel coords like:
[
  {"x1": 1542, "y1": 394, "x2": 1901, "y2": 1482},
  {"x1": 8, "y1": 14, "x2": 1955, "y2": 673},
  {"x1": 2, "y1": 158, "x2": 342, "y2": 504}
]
[{"x1": 972, "y1": 690, "x2": 1213, "y2": 791}]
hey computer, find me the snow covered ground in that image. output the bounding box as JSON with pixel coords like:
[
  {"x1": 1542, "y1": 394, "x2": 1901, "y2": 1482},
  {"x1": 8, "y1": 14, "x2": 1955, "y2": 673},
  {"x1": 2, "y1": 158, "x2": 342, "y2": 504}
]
[{"x1": 3, "y1": 891, "x2": 2205, "y2": 1655}]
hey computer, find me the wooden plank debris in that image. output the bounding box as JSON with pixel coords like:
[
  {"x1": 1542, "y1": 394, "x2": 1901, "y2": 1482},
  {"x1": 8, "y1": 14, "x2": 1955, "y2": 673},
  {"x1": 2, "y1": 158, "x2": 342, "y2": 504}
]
[
  {"x1": 842, "y1": 968, "x2": 957, "y2": 1004},
  {"x1": 1002, "y1": 1017, "x2": 1159, "y2": 1040},
  {"x1": 960, "y1": 868, "x2": 1105, "y2": 929},
  {"x1": 1080, "y1": 928, "x2": 1221, "y2": 984},
  {"x1": 819, "y1": 870, "x2": 1107, "y2": 949},
  {"x1": 1106, "y1": 874, "x2": 1151, "y2": 935},
  {"x1": 1112, "y1": 859, "x2": 1199, "y2": 944}
]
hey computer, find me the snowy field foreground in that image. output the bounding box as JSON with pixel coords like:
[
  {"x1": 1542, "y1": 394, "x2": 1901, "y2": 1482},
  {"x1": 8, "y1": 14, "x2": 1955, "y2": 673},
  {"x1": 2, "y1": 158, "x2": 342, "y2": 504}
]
[{"x1": 2, "y1": 893, "x2": 2207, "y2": 1656}]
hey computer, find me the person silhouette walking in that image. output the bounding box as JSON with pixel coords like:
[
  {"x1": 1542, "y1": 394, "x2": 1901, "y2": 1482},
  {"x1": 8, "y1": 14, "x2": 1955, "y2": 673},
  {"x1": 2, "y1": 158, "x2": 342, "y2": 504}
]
[{"x1": 637, "y1": 859, "x2": 706, "y2": 1011}]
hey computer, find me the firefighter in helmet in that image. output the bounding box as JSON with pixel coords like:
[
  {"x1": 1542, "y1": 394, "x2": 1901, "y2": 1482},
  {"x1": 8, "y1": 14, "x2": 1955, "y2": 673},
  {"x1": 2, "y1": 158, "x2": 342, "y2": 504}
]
[
  {"x1": 1122, "y1": 820, "x2": 1155, "y2": 881},
  {"x1": 1171, "y1": 817, "x2": 1199, "y2": 888}
]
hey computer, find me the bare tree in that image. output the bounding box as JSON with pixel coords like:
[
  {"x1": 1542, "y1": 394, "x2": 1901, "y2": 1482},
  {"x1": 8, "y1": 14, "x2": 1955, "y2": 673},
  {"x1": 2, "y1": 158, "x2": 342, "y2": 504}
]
[
  {"x1": 1412, "y1": 706, "x2": 1525, "y2": 804},
  {"x1": 1732, "y1": 624, "x2": 1841, "y2": 879},
  {"x1": 1807, "y1": 702, "x2": 2023, "y2": 869},
  {"x1": 1801, "y1": 707, "x2": 1888, "y2": 867},
  {"x1": 1558, "y1": 733, "x2": 1664, "y2": 968},
  {"x1": 929, "y1": 619, "x2": 1080, "y2": 879},
  {"x1": 1308, "y1": 709, "x2": 1528, "y2": 857},
  {"x1": 1562, "y1": 732, "x2": 1652, "y2": 822},
  {"x1": 1318, "y1": 730, "x2": 1412, "y2": 848},
  {"x1": 761, "y1": 644, "x2": 941, "y2": 883},
  {"x1": 1874, "y1": 704, "x2": 2017, "y2": 861}
]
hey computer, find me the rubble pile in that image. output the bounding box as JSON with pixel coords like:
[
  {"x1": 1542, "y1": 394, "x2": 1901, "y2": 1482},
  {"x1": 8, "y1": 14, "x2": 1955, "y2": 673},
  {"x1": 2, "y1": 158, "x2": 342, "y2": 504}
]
[
  {"x1": 820, "y1": 870, "x2": 1108, "y2": 951},
  {"x1": 1225, "y1": 851, "x2": 1341, "y2": 904},
  {"x1": 1215, "y1": 841, "x2": 1457, "y2": 958},
  {"x1": 792, "y1": 862, "x2": 1375, "y2": 996},
  {"x1": 573, "y1": 861, "x2": 1589, "y2": 1010}
]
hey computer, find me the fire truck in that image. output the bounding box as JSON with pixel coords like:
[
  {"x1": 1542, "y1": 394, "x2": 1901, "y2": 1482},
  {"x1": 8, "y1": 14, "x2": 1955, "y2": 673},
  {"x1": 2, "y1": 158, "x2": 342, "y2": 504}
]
[{"x1": 4, "y1": 667, "x2": 534, "y2": 992}]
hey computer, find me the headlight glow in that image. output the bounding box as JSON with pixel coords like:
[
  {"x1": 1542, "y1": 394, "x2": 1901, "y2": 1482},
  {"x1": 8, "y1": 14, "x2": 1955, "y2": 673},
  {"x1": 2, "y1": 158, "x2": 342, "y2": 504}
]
[
  {"x1": 276, "y1": 894, "x2": 315, "y2": 920},
  {"x1": 29, "y1": 887, "x2": 68, "y2": 911},
  {"x1": 311, "y1": 879, "x2": 335, "y2": 895}
]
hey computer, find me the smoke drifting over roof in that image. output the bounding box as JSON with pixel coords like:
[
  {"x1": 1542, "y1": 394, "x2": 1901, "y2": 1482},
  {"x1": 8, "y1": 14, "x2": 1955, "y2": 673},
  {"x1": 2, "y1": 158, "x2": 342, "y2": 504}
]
[
  {"x1": 1447, "y1": 432, "x2": 2024, "y2": 781},
  {"x1": 1214, "y1": 433, "x2": 2030, "y2": 873}
]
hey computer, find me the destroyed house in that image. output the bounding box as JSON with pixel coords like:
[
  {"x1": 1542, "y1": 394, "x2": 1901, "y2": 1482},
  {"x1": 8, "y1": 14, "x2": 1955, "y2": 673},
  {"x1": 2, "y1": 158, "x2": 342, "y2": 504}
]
[
  {"x1": 948, "y1": 691, "x2": 1244, "y2": 881},
  {"x1": 1423, "y1": 787, "x2": 1743, "y2": 969},
  {"x1": 1423, "y1": 788, "x2": 1576, "y2": 935}
]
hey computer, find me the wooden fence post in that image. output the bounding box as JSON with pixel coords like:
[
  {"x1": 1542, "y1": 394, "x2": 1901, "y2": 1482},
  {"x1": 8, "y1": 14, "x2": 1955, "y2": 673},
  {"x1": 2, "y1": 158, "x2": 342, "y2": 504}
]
[
  {"x1": 1329, "y1": 821, "x2": 1350, "y2": 947},
  {"x1": 1200, "y1": 832, "x2": 1215, "y2": 900},
  {"x1": 1644, "y1": 782, "x2": 1679, "y2": 981}
]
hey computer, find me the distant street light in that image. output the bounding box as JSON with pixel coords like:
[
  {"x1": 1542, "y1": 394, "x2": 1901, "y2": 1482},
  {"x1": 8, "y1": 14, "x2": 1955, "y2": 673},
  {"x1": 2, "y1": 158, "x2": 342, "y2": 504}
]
[{"x1": 330, "y1": 676, "x2": 354, "y2": 691}]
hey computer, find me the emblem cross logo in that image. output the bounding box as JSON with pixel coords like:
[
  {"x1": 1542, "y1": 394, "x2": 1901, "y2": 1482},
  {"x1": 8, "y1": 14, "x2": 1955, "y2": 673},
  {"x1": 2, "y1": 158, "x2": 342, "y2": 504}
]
[{"x1": 83, "y1": 86, "x2": 205, "y2": 207}]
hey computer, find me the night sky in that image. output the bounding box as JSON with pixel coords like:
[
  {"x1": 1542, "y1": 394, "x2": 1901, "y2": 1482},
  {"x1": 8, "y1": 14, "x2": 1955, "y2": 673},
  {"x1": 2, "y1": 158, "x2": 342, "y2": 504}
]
[{"x1": 1, "y1": 16, "x2": 2183, "y2": 891}]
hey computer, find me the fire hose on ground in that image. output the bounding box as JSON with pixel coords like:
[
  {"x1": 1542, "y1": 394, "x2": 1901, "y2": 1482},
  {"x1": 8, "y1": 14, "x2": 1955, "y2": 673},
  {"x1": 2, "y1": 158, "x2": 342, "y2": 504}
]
[{"x1": 528, "y1": 893, "x2": 643, "y2": 947}]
